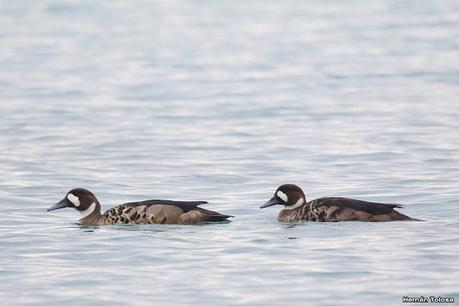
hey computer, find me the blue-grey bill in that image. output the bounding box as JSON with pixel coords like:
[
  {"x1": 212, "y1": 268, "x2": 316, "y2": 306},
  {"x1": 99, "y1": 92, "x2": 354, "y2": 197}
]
[
  {"x1": 260, "y1": 197, "x2": 282, "y2": 209},
  {"x1": 47, "y1": 198, "x2": 70, "y2": 212}
]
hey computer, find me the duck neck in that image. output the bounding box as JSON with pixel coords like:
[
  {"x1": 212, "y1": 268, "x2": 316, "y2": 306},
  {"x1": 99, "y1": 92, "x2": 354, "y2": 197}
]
[
  {"x1": 78, "y1": 202, "x2": 102, "y2": 225},
  {"x1": 283, "y1": 198, "x2": 307, "y2": 211}
]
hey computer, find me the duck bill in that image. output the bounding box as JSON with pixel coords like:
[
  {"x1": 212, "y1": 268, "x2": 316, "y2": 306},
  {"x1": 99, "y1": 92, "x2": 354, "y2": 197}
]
[
  {"x1": 260, "y1": 197, "x2": 283, "y2": 209},
  {"x1": 47, "y1": 198, "x2": 71, "y2": 212}
]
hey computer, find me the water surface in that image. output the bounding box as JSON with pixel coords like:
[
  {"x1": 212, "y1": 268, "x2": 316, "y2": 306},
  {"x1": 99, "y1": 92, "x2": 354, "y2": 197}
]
[{"x1": 0, "y1": 1, "x2": 458, "y2": 305}]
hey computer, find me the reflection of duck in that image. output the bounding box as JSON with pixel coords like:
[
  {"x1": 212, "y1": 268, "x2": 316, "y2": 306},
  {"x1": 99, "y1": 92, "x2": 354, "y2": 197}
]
[
  {"x1": 48, "y1": 188, "x2": 231, "y2": 225},
  {"x1": 261, "y1": 184, "x2": 418, "y2": 222}
]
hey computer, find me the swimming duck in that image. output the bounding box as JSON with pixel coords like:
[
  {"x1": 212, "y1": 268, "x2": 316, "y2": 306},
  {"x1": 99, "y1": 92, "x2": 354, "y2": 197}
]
[
  {"x1": 48, "y1": 188, "x2": 232, "y2": 225},
  {"x1": 260, "y1": 184, "x2": 417, "y2": 222}
]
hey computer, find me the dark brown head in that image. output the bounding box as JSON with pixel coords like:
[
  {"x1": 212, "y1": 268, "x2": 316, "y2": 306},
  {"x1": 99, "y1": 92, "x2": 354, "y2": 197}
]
[
  {"x1": 260, "y1": 184, "x2": 306, "y2": 210},
  {"x1": 48, "y1": 188, "x2": 101, "y2": 219}
]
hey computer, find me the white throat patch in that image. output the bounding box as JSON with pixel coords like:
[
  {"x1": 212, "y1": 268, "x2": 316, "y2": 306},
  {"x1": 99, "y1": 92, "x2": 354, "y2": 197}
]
[
  {"x1": 79, "y1": 202, "x2": 96, "y2": 219},
  {"x1": 276, "y1": 191, "x2": 288, "y2": 203},
  {"x1": 284, "y1": 198, "x2": 305, "y2": 210},
  {"x1": 67, "y1": 193, "x2": 80, "y2": 207}
]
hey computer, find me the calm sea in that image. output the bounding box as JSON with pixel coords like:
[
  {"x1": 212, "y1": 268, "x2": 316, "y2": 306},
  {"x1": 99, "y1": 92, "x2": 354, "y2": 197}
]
[{"x1": 0, "y1": 1, "x2": 458, "y2": 305}]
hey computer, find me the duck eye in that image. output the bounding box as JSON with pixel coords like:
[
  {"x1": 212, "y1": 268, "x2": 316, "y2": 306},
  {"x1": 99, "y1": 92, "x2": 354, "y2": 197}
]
[
  {"x1": 67, "y1": 193, "x2": 80, "y2": 207},
  {"x1": 276, "y1": 191, "x2": 288, "y2": 203}
]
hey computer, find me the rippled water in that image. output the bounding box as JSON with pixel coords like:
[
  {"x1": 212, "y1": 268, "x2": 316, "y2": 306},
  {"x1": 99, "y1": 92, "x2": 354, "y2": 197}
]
[{"x1": 1, "y1": 1, "x2": 458, "y2": 305}]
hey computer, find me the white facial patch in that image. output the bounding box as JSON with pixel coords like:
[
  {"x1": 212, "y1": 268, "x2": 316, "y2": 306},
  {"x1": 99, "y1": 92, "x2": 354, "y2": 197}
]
[
  {"x1": 284, "y1": 197, "x2": 305, "y2": 210},
  {"x1": 276, "y1": 191, "x2": 288, "y2": 203},
  {"x1": 79, "y1": 202, "x2": 96, "y2": 219},
  {"x1": 67, "y1": 193, "x2": 80, "y2": 207}
]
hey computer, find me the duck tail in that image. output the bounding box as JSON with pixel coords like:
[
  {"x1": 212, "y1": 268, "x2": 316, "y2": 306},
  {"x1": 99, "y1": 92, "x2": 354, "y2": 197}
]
[
  {"x1": 198, "y1": 208, "x2": 233, "y2": 222},
  {"x1": 406, "y1": 217, "x2": 424, "y2": 221},
  {"x1": 204, "y1": 213, "x2": 233, "y2": 222},
  {"x1": 393, "y1": 210, "x2": 423, "y2": 221}
]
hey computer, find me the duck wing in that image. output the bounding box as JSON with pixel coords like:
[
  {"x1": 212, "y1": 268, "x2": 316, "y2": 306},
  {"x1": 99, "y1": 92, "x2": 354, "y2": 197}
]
[
  {"x1": 315, "y1": 197, "x2": 403, "y2": 215},
  {"x1": 120, "y1": 199, "x2": 209, "y2": 212},
  {"x1": 123, "y1": 199, "x2": 233, "y2": 222}
]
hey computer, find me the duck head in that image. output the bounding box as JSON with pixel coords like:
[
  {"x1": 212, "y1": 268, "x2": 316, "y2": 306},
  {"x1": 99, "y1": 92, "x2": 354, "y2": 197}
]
[
  {"x1": 48, "y1": 188, "x2": 101, "y2": 220},
  {"x1": 260, "y1": 184, "x2": 306, "y2": 210}
]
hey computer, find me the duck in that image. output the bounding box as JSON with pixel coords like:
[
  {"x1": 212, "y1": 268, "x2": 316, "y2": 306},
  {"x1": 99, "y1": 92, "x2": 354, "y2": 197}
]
[
  {"x1": 260, "y1": 184, "x2": 418, "y2": 222},
  {"x1": 48, "y1": 188, "x2": 232, "y2": 225}
]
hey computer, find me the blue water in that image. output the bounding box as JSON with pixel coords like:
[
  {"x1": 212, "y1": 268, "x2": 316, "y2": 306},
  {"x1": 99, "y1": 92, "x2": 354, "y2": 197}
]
[{"x1": 1, "y1": 1, "x2": 458, "y2": 305}]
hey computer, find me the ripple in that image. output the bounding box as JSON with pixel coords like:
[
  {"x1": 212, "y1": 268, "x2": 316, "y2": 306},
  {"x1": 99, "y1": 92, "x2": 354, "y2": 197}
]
[{"x1": 1, "y1": 0, "x2": 459, "y2": 305}]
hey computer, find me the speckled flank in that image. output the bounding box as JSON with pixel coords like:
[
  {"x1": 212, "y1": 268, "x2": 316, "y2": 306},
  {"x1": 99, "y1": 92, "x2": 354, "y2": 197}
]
[
  {"x1": 85, "y1": 200, "x2": 232, "y2": 225},
  {"x1": 95, "y1": 203, "x2": 220, "y2": 225}
]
